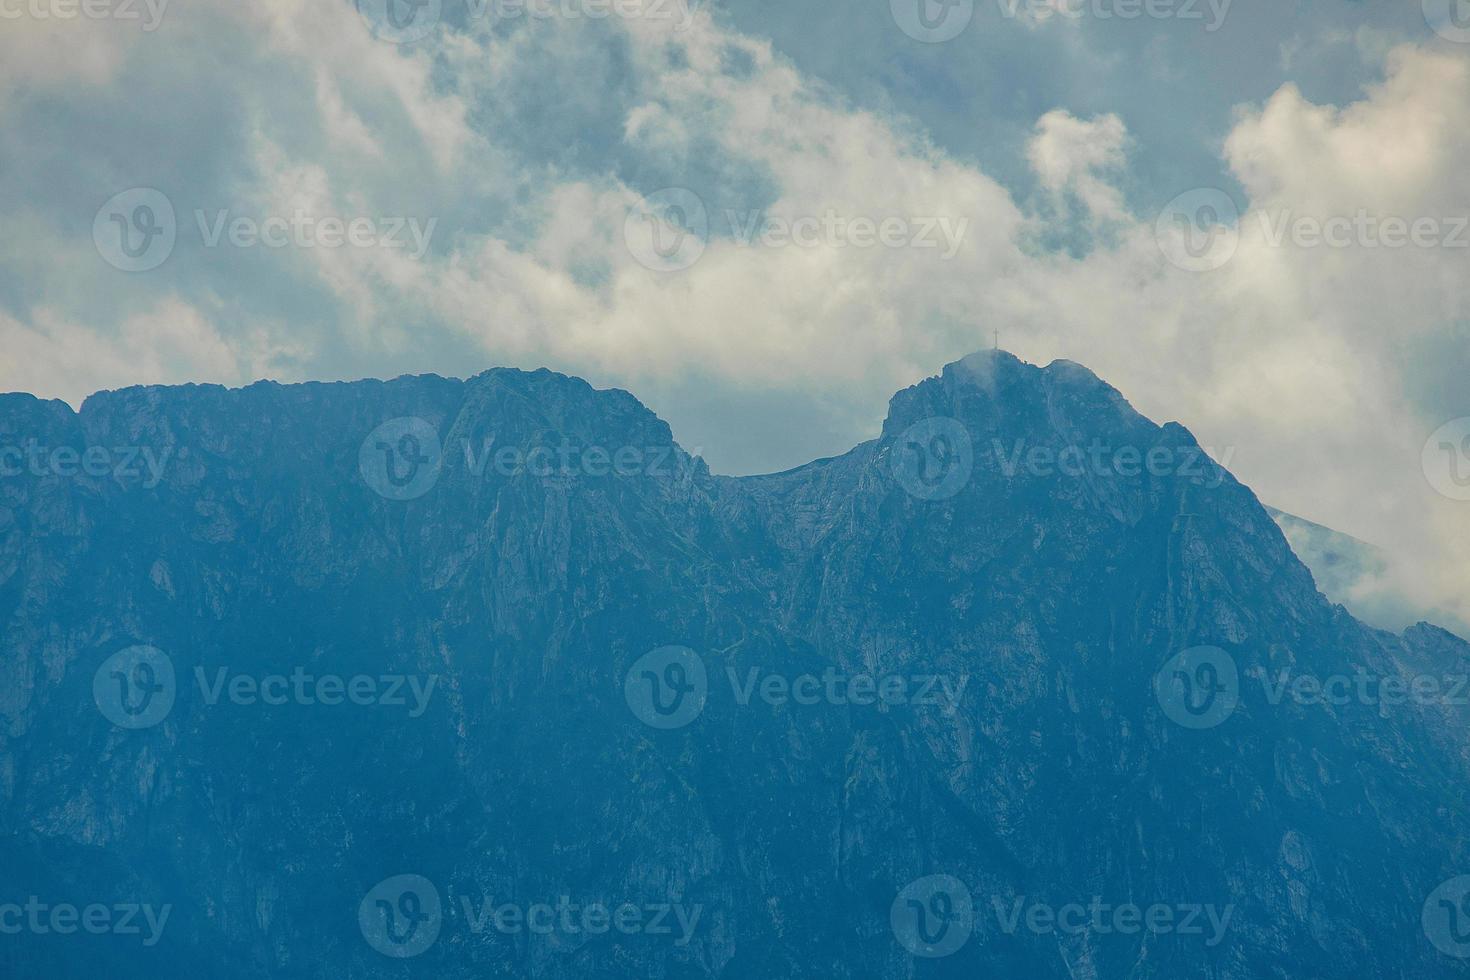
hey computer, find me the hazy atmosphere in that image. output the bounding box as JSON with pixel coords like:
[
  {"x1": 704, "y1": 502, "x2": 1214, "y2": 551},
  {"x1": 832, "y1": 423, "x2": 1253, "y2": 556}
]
[
  {"x1": 6, "y1": 1, "x2": 1468, "y2": 632},
  {"x1": 5, "y1": 3, "x2": 1470, "y2": 976}
]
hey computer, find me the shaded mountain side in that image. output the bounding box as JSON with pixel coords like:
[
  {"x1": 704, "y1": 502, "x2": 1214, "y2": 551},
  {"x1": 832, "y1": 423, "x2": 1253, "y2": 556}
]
[{"x1": 1, "y1": 351, "x2": 1467, "y2": 978}]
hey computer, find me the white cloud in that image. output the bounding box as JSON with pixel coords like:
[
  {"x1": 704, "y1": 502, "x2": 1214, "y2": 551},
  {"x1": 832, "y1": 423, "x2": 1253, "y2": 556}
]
[
  {"x1": 0, "y1": 297, "x2": 298, "y2": 405},
  {"x1": 1009, "y1": 44, "x2": 1470, "y2": 631},
  {"x1": 1027, "y1": 109, "x2": 1130, "y2": 222},
  {"x1": 0, "y1": 5, "x2": 1466, "y2": 630},
  {"x1": 0, "y1": 16, "x2": 139, "y2": 100}
]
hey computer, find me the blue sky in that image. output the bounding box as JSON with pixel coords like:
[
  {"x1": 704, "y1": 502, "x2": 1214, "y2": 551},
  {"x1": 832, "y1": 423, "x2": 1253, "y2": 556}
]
[{"x1": 1, "y1": 0, "x2": 1469, "y2": 624}]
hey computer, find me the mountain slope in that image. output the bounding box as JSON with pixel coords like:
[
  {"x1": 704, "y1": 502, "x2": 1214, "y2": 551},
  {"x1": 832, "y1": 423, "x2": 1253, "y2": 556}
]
[{"x1": 1, "y1": 352, "x2": 1467, "y2": 978}]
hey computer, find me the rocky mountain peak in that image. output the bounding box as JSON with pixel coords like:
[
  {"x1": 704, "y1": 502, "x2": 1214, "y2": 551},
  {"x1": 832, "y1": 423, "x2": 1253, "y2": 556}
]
[{"x1": 2, "y1": 353, "x2": 1467, "y2": 978}]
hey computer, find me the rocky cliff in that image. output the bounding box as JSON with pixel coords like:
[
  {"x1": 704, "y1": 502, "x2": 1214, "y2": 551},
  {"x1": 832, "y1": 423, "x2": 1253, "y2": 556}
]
[{"x1": 1, "y1": 351, "x2": 1467, "y2": 977}]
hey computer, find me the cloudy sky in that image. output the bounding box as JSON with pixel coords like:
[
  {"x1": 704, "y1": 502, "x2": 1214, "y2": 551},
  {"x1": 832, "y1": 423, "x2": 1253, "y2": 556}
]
[{"x1": 1, "y1": 0, "x2": 1468, "y2": 627}]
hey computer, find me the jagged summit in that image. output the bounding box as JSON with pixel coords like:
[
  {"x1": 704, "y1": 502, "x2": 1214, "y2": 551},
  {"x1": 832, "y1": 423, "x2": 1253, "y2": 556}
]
[
  {"x1": 943, "y1": 347, "x2": 1114, "y2": 388},
  {"x1": 882, "y1": 348, "x2": 1151, "y2": 448}
]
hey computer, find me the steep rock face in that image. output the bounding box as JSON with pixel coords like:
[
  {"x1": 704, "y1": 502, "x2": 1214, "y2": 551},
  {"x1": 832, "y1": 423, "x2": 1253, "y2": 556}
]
[{"x1": 0, "y1": 352, "x2": 1466, "y2": 978}]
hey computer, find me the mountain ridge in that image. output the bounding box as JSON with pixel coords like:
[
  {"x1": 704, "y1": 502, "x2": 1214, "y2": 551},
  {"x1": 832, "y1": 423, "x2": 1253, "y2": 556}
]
[
  {"x1": 7, "y1": 347, "x2": 1461, "y2": 641},
  {"x1": 2, "y1": 349, "x2": 1468, "y2": 977}
]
